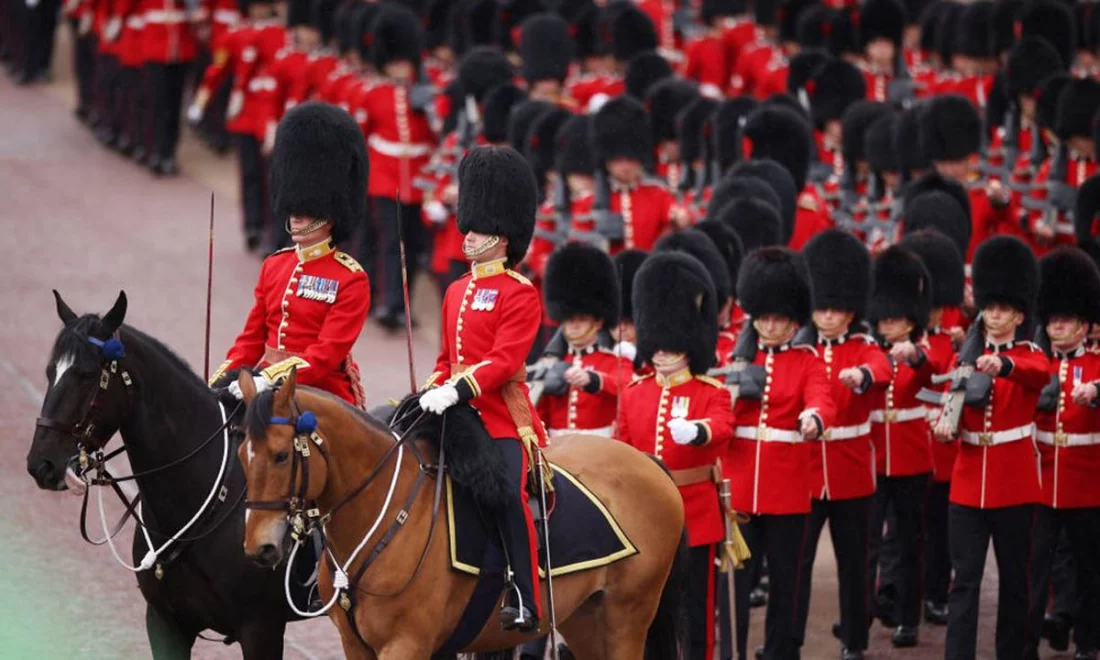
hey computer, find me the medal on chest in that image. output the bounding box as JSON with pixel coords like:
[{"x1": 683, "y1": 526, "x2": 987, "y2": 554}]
[
  {"x1": 670, "y1": 396, "x2": 690, "y2": 419},
  {"x1": 471, "y1": 288, "x2": 499, "y2": 311},
  {"x1": 297, "y1": 274, "x2": 339, "y2": 303}
]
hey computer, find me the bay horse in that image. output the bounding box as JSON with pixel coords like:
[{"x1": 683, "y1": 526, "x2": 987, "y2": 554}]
[
  {"x1": 26, "y1": 291, "x2": 300, "y2": 658},
  {"x1": 236, "y1": 368, "x2": 687, "y2": 659}
]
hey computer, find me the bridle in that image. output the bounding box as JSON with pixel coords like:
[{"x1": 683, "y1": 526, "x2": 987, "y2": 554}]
[{"x1": 245, "y1": 398, "x2": 447, "y2": 623}]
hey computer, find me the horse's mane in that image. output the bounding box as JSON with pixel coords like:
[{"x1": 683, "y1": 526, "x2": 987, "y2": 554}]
[
  {"x1": 245, "y1": 386, "x2": 393, "y2": 440},
  {"x1": 52, "y1": 314, "x2": 203, "y2": 386}
]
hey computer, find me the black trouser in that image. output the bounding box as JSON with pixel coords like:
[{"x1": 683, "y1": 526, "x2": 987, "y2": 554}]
[
  {"x1": 875, "y1": 502, "x2": 900, "y2": 601},
  {"x1": 496, "y1": 438, "x2": 540, "y2": 619},
  {"x1": 116, "y1": 64, "x2": 145, "y2": 152},
  {"x1": 236, "y1": 134, "x2": 268, "y2": 240},
  {"x1": 17, "y1": 0, "x2": 57, "y2": 78},
  {"x1": 1031, "y1": 506, "x2": 1100, "y2": 654},
  {"x1": 924, "y1": 480, "x2": 952, "y2": 606},
  {"x1": 946, "y1": 503, "x2": 1035, "y2": 660},
  {"x1": 366, "y1": 197, "x2": 423, "y2": 317},
  {"x1": 70, "y1": 23, "x2": 96, "y2": 115},
  {"x1": 796, "y1": 496, "x2": 871, "y2": 651},
  {"x1": 144, "y1": 62, "x2": 186, "y2": 164},
  {"x1": 735, "y1": 513, "x2": 807, "y2": 660},
  {"x1": 686, "y1": 544, "x2": 717, "y2": 659},
  {"x1": 868, "y1": 473, "x2": 929, "y2": 628},
  {"x1": 94, "y1": 53, "x2": 121, "y2": 137}
]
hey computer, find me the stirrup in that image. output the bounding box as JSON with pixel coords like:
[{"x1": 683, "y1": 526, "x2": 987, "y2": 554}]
[{"x1": 500, "y1": 604, "x2": 539, "y2": 633}]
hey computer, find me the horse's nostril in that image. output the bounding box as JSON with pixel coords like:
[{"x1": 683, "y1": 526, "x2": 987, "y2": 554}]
[
  {"x1": 29, "y1": 460, "x2": 55, "y2": 484},
  {"x1": 257, "y1": 544, "x2": 280, "y2": 567}
]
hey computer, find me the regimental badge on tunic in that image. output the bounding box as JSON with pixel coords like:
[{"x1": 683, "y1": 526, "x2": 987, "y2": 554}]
[
  {"x1": 297, "y1": 275, "x2": 339, "y2": 303},
  {"x1": 671, "y1": 396, "x2": 690, "y2": 419},
  {"x1": 471, "y1": 288, "x2": 499, "y2": 311}
]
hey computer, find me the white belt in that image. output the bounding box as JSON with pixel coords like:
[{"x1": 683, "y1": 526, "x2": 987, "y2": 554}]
[
  {"x1": 125, "y1": 16, "x2": 144, "y2": 29},
  {"x1": 143, "y1": 9, "x2": 188, "y2": 24},
  {"x1": 248, "y1": 76, "x2": 276, "y2": 92},
  {"x1": 735, "y1": 426, "x2": 801, "y2": 443},
  {"x1": 960, "y1": 424, "x2": 1032, "y2": 447},
  {"x1": 870, "y1": 407, "x2": 927, "y2": 423},
  {"x1": 212, "y1": 8, "x2": 239, "y2": 24},
  {"x1": 1035, "y1": 430, "x2": 1100, "y2": 447},
  {"x1": 548, "y1": 425, "x2": 614, "y2": 439},
  {"x1": 368, "y1": 135, "x2": 433, "y2": 158},
  {"x1": 824, "y1": 420, "x2": 872, "y2": 440}
]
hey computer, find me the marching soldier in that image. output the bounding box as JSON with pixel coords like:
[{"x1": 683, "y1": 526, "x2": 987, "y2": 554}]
[
  {"x1": 797, "y1": 229, "x2": 892, "y2": 660},
  {"x1": 216, "y1": 102, "x2": 371, "y2": 409},
  {"x1": 618, "y1": 250, "x2": 734, "y2": 660},
  {"x1": 933, "y1": 235, "x2": 1048, "y2": 660},
  {"x1": 517, "y1": 13, "x2": 574, "y2": 108},
  {"x1": 536, "y1": 243, "x2": 631, "y2": 438},
  {"x1": 646, "y1": 78, "x2": 701, "y2": 189},
  {"x1": 805, "y1": 59, "x2": 867, "y2": 195},
  {"x1": 865, "y1": 242, "x2": 940, "y2": 647},
  {"x1": 682, "y1": 0, "x2": 734, "y2": 98},
  {"x1": 728, "y1": 246, "x2": 836, "y2": 660},
  {"x1": 418, "y1": 146, "x2": 546, "y2": 632},
  {"x1": 1029, "y1": 246, "x2": 1100, "y2": 660},
  {"x1": 611, "y1": 249, "x2": 647, "y2": 365},
  {"x1": 858, "y1": 0, "x2": 908, "y2": 104},
  {"x1": 140, "y1": 0, "x2": 203, "y2": 175}
]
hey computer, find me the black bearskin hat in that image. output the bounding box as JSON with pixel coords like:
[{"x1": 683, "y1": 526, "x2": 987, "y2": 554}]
[
  {"x1": 741, "y1": 105, "x2": 814, "y2": 190},
  {"x1": 507, "y1": 100, "x2": 553, "y2": 155},
  {"x1": 716, "y1": 198, "x2": 784, "y2": 252},
  {"x1": 457, "y1": 47, "x2": 515, "y2": 104},
  {"x1": 708, "y1": 174, "x2": 782, "y2": 224},
  {"x1": 309, "y1": 0, "x2": 339, "y2": 44},
  {"x1": 270, "y1": 102, "x2": 367, "y2": 245},
  {"x1": 1037, "y1": 74, "x2": 1074, "y2": 131},
  {"x1": 955, "y1": 1, "x2": 994, "y2": 59},
  {"x1": 898, "y1": 229, "x2": 965, "y2": 308},
  {"x1": 972, "y1": 235, "x2": 1039, "y2": 316},
  {"x1": 841, "y1": 101, "x2": 893, "y2": 166},
  {"x1": 544, "y1": 242, "x2": 621, "y2": 326},
  {"x1": 861, "y1": 0, "x2": 906, "y2": 47},
  {"x1": 696, "y1": 220, "x2": 745, "y2": 293},
  {"x1": 828, "y1": 6, "x2": 861, "y2": 56},
  {"x1": 482, "y1": 84, "x2": 528, "y2": 144},
  {"x1": 526, "y1": 107, "x2": 572, "y2": 178},
  {"x1": 614, "y1": 249, "x2": 648, "y2": 322},
  {"x1": 933, "y1": 1, "x2": 965, "y2": 64},
  {"x1": 1055, "y1": 78, "x2": 1100, "y2": 140},
  {"x1": 678, "y1": 97, "x2": 720, "y2": 163},
  {"x1": 795, "y1": 6, "x2": 834, "y2": 49},
  {"x1": 895, "y1": 103, "x2": 931, "y2": 175},
  {"x1": 656, "y1": 228, "x2": 733, "y2": 303},
  {"x1": 712, "y1": 96, "x2": 759, "y2": 171},
  {"x1": 519, "y1": 13, "x2": 573, "y2": 85},
  {"x1": 424, "y1": 0, "x2": 453, "y2": 51},
  {"x1": 453, "y1": 0, "x2": 498, "y2": 53},
  {"x1": 803, "y1": 229, "x2": 872, "y2": 317},
  {"x1": 918, "y1": 0, "x2": 945, "y2": 54},
  {"x1": 788, "y1": 49, "x2": 831, "y2": 97},
  {"x1": 1005, "y1": 37, "x2": 1065, "y2": 100},
  {"x1": 737, "y1": 247, "x2": 812, "y2": 324},
  {"x1": 903, "y1": 190, "x2": 972, "y2": 261},
  {"x1": 287, "y1": 0, "x2": 311, "y2": 28},
  {"x1": 868, "y1": 246, "x2": 932, "y2": 330},
  {"x1": 608, "y1": 4, "x2": 659, "y2": 62},
  {"x1": 592, "y1": 95, "x2": 652, "y2": 164},
  {"x1": 369, "y1": 4, "x2": 424, "y2": 71},
  {"x1": 495, "y1": 0, "x2": 542, "y2": 53},
  {"x1": 990, "y1": 0, "x2": 1024, "y2": 56},
  {"x1": 1075, "y1": 175, "x2": 1100, "y2": 265},
  {"x1": 806, "y1": 58, "x2": 866, "y2": 128},
  {"x1": 456, "y1": 146, "x2": 538, "y2": 266},
  {"x1": 625, "y1": 50, "x2": 674, "y2": 100},
  {"x1": 555, "y1": 114, "x2": 596, "y2": 176},
  {"x1": 646, "y1": 78, "x2": 700, "y2": 144},
  {"x1": 729, "y1": 160, "x2": 797, "y2": 243},
  {"x1": 634, "y1": 252, "x2": 719, "y2": 374},
  {"x1": 1079, "y1": 1, "x2": 1100, "y2": 53},
  {"x1": 779, "y1": 0, "x2": 820, "y2": 43},
  {"x1": 1017, "y1": 0, "x2": 1076, "y2": 70},
  {"x1": 865, "y1": 114, "x2": 899, "y2": 174},
  {"x1": 919, "y1": 94, "x2": 980, "y2": 162},
  {"x1": 1037, "y1": 246, "x2": 1100, "y2": 324}
]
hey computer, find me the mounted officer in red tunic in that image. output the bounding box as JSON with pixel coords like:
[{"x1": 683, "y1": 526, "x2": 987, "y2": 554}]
[
  {"x1": 418, "y1": 145, "x2": 547, "y2": 633},
  {"x1": 212, "y1": 102, "x2": 371, "y2": 408}
]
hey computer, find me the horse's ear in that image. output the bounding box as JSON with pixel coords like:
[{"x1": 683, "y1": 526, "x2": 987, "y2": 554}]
[
  {"x1": 102, "y1": 291, "x2": 128, "y2": 333},
  {"x1": 273, "y1": 366, "x2": 297, "y2": 412},
  {"x1": 238, "y1": 371, "x2": 258, "y2": 405},
  {"x1": 53, "y1": 290, "x2": 78, "y2": 325}
]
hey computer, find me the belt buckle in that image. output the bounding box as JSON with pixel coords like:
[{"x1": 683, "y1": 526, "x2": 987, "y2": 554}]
[
  {"x1": 756, "y1": 427, "x2": 767, "y2": 441},
  {"x1": 822, "y1": 428, "x2": 832, "y2": 441},
  {"x1": 884, "y1": 410, "x2": 898, "y2": 423},
  {"x1": 978, "y1": 432, "x2": 993, "y2": 446},
  {"x1": 1054, "y1": 432, "x2": 1068, "y2": 447}
]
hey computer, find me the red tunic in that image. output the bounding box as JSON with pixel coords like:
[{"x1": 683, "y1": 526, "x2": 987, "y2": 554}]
[
  {"x1": 1027, "y1": 154, "x2": 1098, "y2": 254},
  {"x1": 619, "y1": 369, "x2": 734, "y2": 547},
  {"x1": 213, "y1": 242, "x2": 370, "y2": 405},
  {"x1": 871, "y1": 335, "x2": 942, "y2": 477},
  {"x1": 425, "y1": 259, "x2": 549, "y2": 446},
  {"x1": 721, "y1": 18, "x2": 759, "y2": 62},
  {"x1": 569, "y1": 180, "x2": 675, "y2": 254},
  {"x1": 287, "y1": 52, "x2": 339, "y2": 105},
  {"x1": 350, "y1": 80, "x2": 438, "y2": 203},
  {"x1": 683, "y1": 34, "x2": 731, "y2": 95},
  {"x1": 138, "y1": 0, "x2": 199, "y2": 63},
  {"x1": 789, "y1": 186, "x2": 834, "y2": 250},
  {"x1": 727, "y1": 40, "x2": 777, "y2": 98},
  {"x1": 195, "y1": 20, "x2": 285, "y2": 138},
  {"x1": 808, "y1": 334, "x2": 892, "y2": 500},
  {"x1": 538, "y1": 347, "x2": 632, "y2": 436},
  {"x1": 729, "y1": 343, "x2": 837, "y2": 514},
  {"x1": 1034, "y1": 347, "x2": 1100, "y2": 509},
  {"x1": 566, "y1": 75, "x2": 625, "y2": 110},
  {"x1": 950, "y1": 341, "x2": 1049, "y2": 509},
  {"x1": 925, "y1": 330, "x2": 959, "y2": 482}
]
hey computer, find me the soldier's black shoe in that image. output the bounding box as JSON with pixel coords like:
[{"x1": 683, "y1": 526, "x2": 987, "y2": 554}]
[
  {"x1": 500, "y1": 605, "x2": 539, "y2": 633},
  {"x1": 749, "y1": 586, "x2": 767, "y2": 608},
  {"x1": 832, "y1": 622, "x2": 841, "y2": 639},
  {"x1": 754, "y1": 646, "x2": 763, "y2": 660},
  {"x1": 891, "y1": 626, "x2": 918, "y2": 648},
  {"x1": 841, "y1": 648, "x2": 864, "y2": 660},
  {"x1": 875, "y1": 594, "x2": 898, "y2": 628},
  {"x1": 1043, "y1": 614, "x2": 1071, "y2": 652},
  {"x1": 923, "y1": 600, "x2": 948, "y2": 625},
  {"x1": 154, "y1": 158, "x2": 179, "y2": 177}
]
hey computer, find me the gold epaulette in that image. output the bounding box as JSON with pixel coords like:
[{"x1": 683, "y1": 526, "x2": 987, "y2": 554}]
[
  {"x1": 695, "y1": 375, "x2": 724, "y2": 388},
  {"x1": 506, "y1": 270, "x2": 533, "y2": 286},
  {"x1": 629, "y1": 373, "x2": 654, "y2": 386},
  {"x1": 335, "y1": 251, "x2": 363, "y2": 272}
]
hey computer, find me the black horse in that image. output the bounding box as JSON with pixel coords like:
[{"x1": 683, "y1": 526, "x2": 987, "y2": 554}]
[{"x1": 27, "y1": 291, "x2": 298, "y2": 658}]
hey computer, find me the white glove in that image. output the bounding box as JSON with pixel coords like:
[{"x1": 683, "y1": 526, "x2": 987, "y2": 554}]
[
  {"x1": 229, "y1": 374, "x2": 269, "y2": 400},
  {"x1": 668, "y1": 418, "x2": 699, "y2": 445},
  {"x1": 186, "y1": 102, "x2": 204, "y2": 125},
  {"x1": 615, "y1": 341, "x2": 637, "y2": 362},
  {"x1": 105, "y1": 16, "x2": 122, "y2": 41},
  {"x1": 424, "y1": 200, "x2": 449, "y2": 224},
  {"x1": 26, "y1": 0, "x2": 40, "y2": 8},
  {"x1": 420, "y1": 384, "x2": 459, "y2": 414}
]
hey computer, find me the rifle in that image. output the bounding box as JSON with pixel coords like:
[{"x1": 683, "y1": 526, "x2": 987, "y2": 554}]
[
  {"x1": 931, "y1": 316, "x2": 990, "y2": 437},
  {"x1": 568, "y1": 169, "x2": 625, "y2": 248},
  {"x1": 886, "y1": 50, "x2": 917, "y2": 108},
  {"x1": 707, "y1": 325, "x2": 763, "y2": 408},
  {"x1": 980, "y1": 103, "x2": 1018, "y2": 180},
  {"x1": 534, "y1": 176, "x2": 573, "y2": 246}
]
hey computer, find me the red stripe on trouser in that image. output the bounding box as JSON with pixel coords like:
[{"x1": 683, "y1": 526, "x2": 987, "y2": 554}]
[
  {"x1": 519, "y1": 447, "x2": 543, "y2": 618},
  {"x1": 706, "y1": 543, "x2": 717, "y2": 660}
]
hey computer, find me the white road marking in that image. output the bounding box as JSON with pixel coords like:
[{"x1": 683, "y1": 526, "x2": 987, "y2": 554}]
[{"x1": 1, "y1": 357, "x2": 45, "y2": 403}]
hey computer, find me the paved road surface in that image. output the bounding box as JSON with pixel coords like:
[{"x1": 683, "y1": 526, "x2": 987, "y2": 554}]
[{"x1": 0, "y1": 31, "x2": 1069, "y2": 660}]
